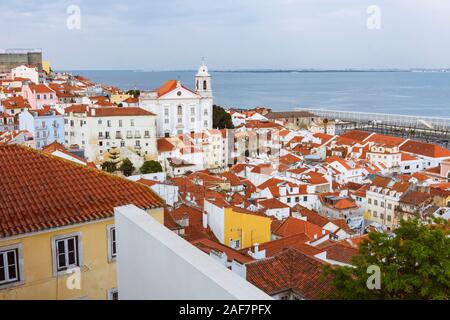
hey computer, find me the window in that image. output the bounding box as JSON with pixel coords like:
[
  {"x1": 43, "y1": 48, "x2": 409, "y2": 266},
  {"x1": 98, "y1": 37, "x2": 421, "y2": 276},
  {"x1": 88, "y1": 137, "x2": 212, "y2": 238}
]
[
  {"x1": 135, "y1": 140, "x2": 140, "y2": 147},
  {"x1": 164, "y1": 108, "x2": 169, "y2": 116},
  {"x1": 108, "y1": 288, "x2": 118, "y2": 300},
  {"x1": 120, "y1": 141, "x2": 125, "y2": 147},
  {"x1": 0, "y1": 245, "x2": 22, "y2": 286},
  {"x1": 230, "y1": 239, "x2": 240, "y2": 249},
  {"x1": 388, "y1": 203, "x2": 392, "y2": 210},
  {"x1": 374, "y1": 200, "x2": 378, "y2": 206},
  {"x1": 203, "y1": 80, "x2": 207, "y2": 90},
  {"x1": 368, "y1": 198, "x2": 372, "y2": 204},
  {"x1": 98, "y1": 119, "x2": 102, "y2": 125},
  {"x1": 144, "y1": 130, "x2": 150, "y2": 138},
  {"x1": 177, "y1": 105, "x2": 183, "y2": 116},
  {"x1": 53, "y1": 234, "x2": 81, "y2": 273},
  {"x1": 303, "y1": 196, "x2": 308, "y2": 201},
  {"x1": 387, "y1": 215, "x2": 391, "y2": 222},
  {"x1": 380, "y1": 202, "x2": 385, "y2": 208},
  {"x1": 287, "y1": 198, "x2": 291, "y2": 203},
  {"x1": 380, "y1": 213, "x2": 384, "y2": 219},
  {"x1": 130, "y1": 119, "x2": 134, "y2": 127},
  {"x1": 373, "y1": 211, "x2": 378, "y2": 218},
  {"x1": 178, "y1": 118, "x2": 182, "y2": 123},
  {"x1": 119, "y1": 120, "x2": 122, "y2": 127},
  {"x1": 107, "y1": 120, "x2": 111, "y2": 127},
  {"x1": 107, "y1": 225, "x2": 117, "y2": 262},
  {"x1": 165, "y1": 119, "x2": 169, "y2": 124}
]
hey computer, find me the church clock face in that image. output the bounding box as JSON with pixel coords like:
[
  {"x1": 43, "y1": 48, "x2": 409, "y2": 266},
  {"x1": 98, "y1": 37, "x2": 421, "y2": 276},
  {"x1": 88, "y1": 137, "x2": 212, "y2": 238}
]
[{"x1": 177, "y1": 91, "x2": 182, "y2": 96}]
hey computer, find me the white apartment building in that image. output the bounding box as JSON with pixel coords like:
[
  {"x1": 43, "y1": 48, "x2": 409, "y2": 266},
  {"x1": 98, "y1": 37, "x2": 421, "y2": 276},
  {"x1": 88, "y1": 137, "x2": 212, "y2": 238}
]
[
  {"x1": 64, "y1": 105, "x2": 157, "y2": 164},
  {"x1": 365, "y1": 179, "x2": 411, "y2": 229},
  {"x1": 11, "y1": 65, "x2": 39, "y2": 84},
  {"x1": 366, "y1": 143, "x2": 401, "y2": 171},
  {"x1": 140, "y1": 63, "x2": 213, "y2": 137}
]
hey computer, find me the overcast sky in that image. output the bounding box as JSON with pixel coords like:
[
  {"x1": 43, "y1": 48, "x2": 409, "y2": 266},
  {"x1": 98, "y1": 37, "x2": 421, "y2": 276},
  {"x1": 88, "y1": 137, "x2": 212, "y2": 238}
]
[{"x1": 1, "y1": 0, "x2": 450, "y2": 70}]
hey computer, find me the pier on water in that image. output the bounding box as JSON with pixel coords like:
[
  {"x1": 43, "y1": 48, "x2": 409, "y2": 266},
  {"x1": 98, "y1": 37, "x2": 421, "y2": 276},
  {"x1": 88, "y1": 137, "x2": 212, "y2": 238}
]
[{"x1": 296, "y1": 108, "x2": 450, "y2": 148}]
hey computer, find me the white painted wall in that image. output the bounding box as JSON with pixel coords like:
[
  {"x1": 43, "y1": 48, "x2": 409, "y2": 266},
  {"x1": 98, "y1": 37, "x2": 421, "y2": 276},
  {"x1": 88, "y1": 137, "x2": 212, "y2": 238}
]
[{"x1": 115, "y1": 205, "x2": 271, "y2": 300}]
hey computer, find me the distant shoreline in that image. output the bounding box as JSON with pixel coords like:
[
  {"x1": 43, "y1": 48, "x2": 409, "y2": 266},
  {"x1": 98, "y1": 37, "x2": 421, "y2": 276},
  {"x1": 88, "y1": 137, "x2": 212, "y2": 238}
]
[{"x1": 61, "y1": 69, "x2": 450, "y2": 74}]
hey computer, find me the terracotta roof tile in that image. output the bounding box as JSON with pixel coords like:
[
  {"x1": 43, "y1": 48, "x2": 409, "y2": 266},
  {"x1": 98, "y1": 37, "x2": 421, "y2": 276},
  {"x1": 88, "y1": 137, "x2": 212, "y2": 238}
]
[
  {"x1": 246, "y1": 248, "x2": 334, "y2": 299},
  {"x1": 0, "y1": 145, "x2": 164, "y2": 238}
]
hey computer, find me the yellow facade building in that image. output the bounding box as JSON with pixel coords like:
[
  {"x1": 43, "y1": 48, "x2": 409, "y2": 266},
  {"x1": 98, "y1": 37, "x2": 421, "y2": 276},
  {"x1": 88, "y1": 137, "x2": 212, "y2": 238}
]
[
  {"x1": 204, "y1": 199, "x2": 271, "y2": 250},
  {"x1": 110, "y1": 93, "x2": 132, "y2": 105},
  {"x1": 0, "y1": 145, "x2": 165, "y2": 300}
]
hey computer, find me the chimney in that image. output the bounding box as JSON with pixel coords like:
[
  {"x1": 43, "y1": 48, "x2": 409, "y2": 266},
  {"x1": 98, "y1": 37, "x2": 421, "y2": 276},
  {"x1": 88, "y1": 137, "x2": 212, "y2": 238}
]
[
  {"x1": 91, "y1": 108, "x2": 96, "y2": 116},
  {"x1": 202, "y1": 212, "x2": 208, "y2": 229}
]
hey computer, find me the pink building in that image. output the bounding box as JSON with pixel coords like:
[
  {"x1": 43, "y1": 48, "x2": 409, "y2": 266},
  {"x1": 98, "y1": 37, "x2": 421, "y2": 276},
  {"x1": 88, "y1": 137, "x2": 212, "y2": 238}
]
[{"x1": 22, "y1": 84, "x2": 58, "y2": 109}]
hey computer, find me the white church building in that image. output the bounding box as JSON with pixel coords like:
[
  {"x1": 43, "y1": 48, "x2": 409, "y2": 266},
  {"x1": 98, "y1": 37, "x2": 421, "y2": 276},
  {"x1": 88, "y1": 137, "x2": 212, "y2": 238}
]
[{"x1": 140, "y1": 63, "x2": 213, "y2": 137}]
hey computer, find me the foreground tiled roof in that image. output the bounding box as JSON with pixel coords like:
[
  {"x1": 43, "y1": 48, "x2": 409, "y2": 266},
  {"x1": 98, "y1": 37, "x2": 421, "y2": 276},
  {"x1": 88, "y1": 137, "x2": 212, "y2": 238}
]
[
  {"x1": 0, "y1": 145, "x2": 164, "y2": 238},
  {"x1": 246, "y1": 248, "x2": 334, "y2": 299}
]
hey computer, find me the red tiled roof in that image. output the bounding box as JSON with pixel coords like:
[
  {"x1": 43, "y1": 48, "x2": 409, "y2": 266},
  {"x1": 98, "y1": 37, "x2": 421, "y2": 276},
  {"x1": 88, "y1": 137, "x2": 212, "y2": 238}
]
[
  {"x1": 366, "y1": 134, "x2": 404, "y2": 146},
  {"x1": 246, "y1": 248, "x2": 334, "y2": 299},
  {"x1": 219, "y1": 171, "x2": 242, "y2": 187},
  {"x1": 400, "y1": 191, "x2": 432, "y2": 206},
  {"x1": 157, "y1": 138, "x2": 175, "y2": 152},
  {"x1": 324, "y1": 242, "x2": 358, "y2": 264},
  {"x1": 294, "y1": 206, "x2": 330, "y2": 227},
  {"x1": 42, "y1": 141, "x2": 88, "y2": 165},
  {"x1": 273, "y1": 217, "x2": 327, "y2": 239},
  {"x1": 156, "y1": 80, "x2": 178, "y2": 97},
  {"x1": 400, "y1": 140, "x2": 450, "y2": 158},
  {"x1": 0, "y1": 145, "x2": 164, "y2": 238},
  {"x1": 243, "y1": 233, "x2": 318, "y2": 258},
  {"x1": 91, "y1": 107, "x2": 155, "y2": 117},
  {"x1": 259, "y1": 198, "x2": 290, "y2": 210},
  {"x1": 191, "y1": 238, "x2": 253, "y2": 264},
  {"x1": 28, "y1": 84, "x2": 55, "y2": 94},
  {"x1": 339, "y1": 130, "x2": 372, "y2": 142}
]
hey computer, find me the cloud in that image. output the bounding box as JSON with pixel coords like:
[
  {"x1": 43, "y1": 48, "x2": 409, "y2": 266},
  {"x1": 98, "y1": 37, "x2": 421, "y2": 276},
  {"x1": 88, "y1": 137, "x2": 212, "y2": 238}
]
[{"x1": 0, "y1": 0, "x2": 449, "y2": 69}]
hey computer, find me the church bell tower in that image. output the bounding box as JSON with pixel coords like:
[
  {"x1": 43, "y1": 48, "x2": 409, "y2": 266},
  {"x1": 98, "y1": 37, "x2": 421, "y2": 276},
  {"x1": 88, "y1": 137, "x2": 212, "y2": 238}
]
[{"x1": 195, "y1": 58, "x2": 212, "y2": 98}]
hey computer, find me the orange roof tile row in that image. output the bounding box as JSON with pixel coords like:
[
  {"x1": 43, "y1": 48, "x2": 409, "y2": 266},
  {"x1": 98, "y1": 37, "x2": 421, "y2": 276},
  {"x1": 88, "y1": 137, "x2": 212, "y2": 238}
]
[{"x1": 0, "y1": 145, "x2": 164, "y2": 238}]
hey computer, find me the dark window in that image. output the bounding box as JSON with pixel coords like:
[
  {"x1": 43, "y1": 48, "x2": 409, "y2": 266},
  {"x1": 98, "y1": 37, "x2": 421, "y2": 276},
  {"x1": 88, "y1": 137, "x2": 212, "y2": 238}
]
[
  {"x1": 0, "y1": 248, "x2": 20, "y2": 285},
  {"x1": 110, "y1": 227, "x2": 117, "y2": 259},
  {"x1": 55, "y1": 236, "x2": 79, "y2": 272}
]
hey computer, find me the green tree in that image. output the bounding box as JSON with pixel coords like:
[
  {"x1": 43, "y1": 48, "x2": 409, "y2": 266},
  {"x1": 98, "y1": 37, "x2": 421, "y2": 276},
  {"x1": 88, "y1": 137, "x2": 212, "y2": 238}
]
[
  {"x1": 140, "y1": 160, "x2": 163, "y2": 174},
  {"x1": 323, "y1": 219, "x2": 449, "y2": 300},
  {"x1": 213, "y1": 105, "x2": 234, "y2": 129},
  {"x1": 126, "y1": 89, "x2": 141, "y2": 98},
  {"x1": 101, "y1": 161, "x2": 117, "y2": 173},
  {"x1": 119, "y1": 158, "x2": 135, "y2": 176}
]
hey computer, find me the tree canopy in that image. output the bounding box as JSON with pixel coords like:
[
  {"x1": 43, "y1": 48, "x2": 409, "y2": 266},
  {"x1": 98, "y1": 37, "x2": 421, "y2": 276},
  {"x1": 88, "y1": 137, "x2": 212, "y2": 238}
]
[
  {"x1": 119, "y1": 158, "x2": 135, "y2": 177},
  {"x1": 323, "y1": 218, "x2": 449, "y2": 300},
  {"x1": 140, "y1": 160, "x2": 163, "y2": 174},
  {"x1": 101, "y1": 161, "x2": 116, "y2": 173},
  {"x1": 126, "y1": 89, "x2": 140, "y2": 98},
  {"x1": 213, "y1": 105, "x2": 234, "y2": 129}
]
